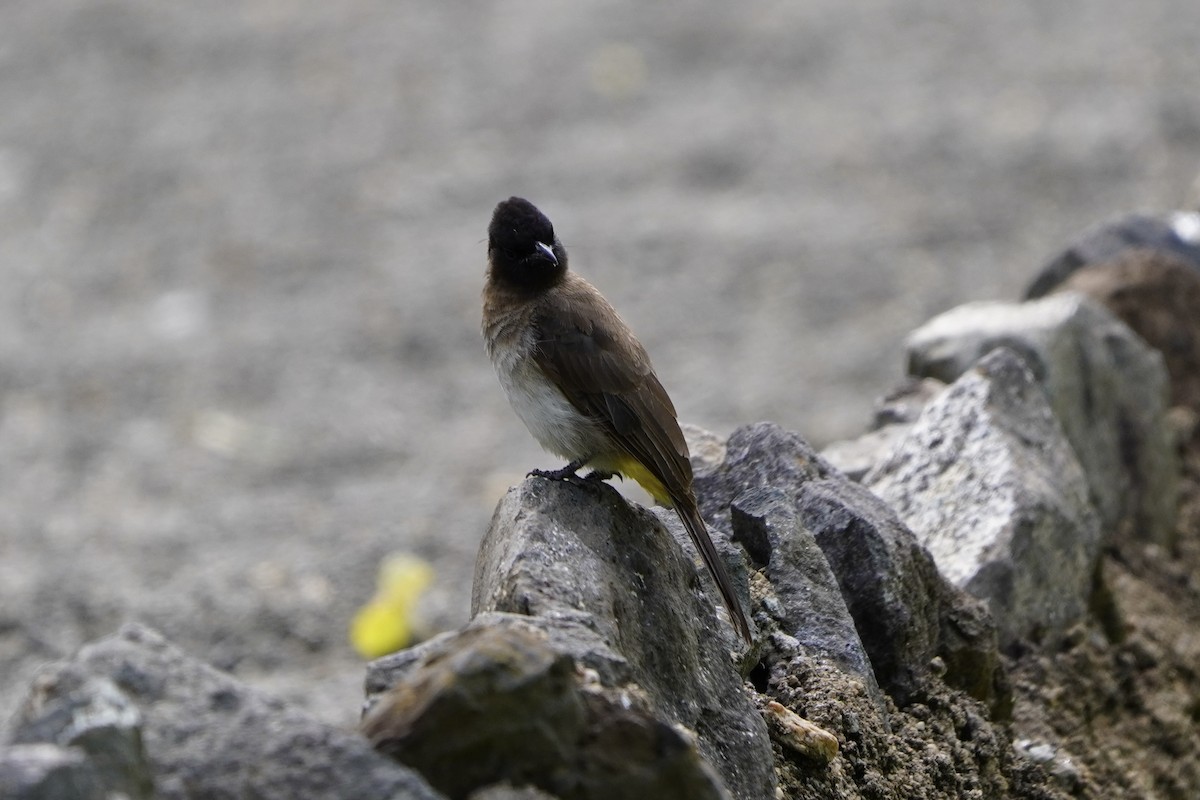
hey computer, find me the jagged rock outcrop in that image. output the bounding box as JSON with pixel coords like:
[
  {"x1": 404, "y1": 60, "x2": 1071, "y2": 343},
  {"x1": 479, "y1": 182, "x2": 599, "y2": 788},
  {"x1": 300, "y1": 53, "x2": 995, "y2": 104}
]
[
  {"x1": 360, "y1": 436, "x2": 1030, "y2": 799},
  {"x1": 464, "y1": 476, "x2": 771, "y2": 800},
  {"x1": 905, "y1": 292, "x2": 1177, "y2": 545},
  {"x1": 867, "y1": 347, "x2": 1103, "y2": 648},
  {"x1": 728, "y1": 488, "x2": 883, "y2": 707},
  {"x1": 694, "y1": 422, "x2": 1004, "y2": 712}
]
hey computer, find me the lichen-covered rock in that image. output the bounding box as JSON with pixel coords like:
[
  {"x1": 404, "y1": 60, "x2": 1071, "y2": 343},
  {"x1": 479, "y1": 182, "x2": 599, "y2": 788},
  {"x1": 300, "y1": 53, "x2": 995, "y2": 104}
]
[
  {"x1": 8, "y1": 624, "x2": 443, "y2": 800},
  {"x1": 905, "y1": 293, "x2": 1177, "y2": 545},
  {"x1": 868, "y1": 348, "x2": 1103, "y2": 648}
]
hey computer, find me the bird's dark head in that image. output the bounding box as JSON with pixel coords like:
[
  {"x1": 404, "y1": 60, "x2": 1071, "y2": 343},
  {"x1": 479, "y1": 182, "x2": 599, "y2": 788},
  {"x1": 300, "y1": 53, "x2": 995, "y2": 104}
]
[{"x1": 487, "y1": 197, "x2": 567, "y2": 290}]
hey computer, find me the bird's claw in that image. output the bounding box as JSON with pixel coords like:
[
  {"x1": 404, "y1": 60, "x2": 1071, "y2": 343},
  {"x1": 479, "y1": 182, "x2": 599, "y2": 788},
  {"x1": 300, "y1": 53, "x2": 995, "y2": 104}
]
[{"x1": 528, "y1": 459, "x2": 586, "y2": 482}]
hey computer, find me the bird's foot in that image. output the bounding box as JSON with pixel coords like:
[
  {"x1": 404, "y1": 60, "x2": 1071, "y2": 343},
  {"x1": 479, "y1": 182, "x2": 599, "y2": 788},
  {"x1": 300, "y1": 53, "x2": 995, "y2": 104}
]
[
  {"x1": 528, "y1": 459, "x2": 586, "y2": 482},
  {"x1": 584, "y1": 469, "x2": 614, "y2": 483}
]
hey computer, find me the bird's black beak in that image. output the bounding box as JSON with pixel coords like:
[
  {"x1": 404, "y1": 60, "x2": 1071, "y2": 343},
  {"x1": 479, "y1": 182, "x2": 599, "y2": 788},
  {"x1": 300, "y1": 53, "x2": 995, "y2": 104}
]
[{"x1": 534, "y1": 241, "x2": 558, "y2": 265}]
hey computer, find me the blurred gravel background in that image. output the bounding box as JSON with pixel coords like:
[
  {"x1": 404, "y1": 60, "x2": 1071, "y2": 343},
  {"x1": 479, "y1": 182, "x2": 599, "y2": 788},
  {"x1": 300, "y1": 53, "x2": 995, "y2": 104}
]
[{"x1": 1, "y1": 0, "x2": 1197, "y2": 727}]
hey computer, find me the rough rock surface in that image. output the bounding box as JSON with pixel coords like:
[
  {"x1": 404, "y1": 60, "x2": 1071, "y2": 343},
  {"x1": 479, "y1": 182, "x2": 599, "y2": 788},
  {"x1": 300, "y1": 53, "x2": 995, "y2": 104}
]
[
  {"x1": 728, "y1": 488, "x2": 881, "y2": 702},
  {"x1": 681, "y1": 423, "x2": 1051, "y2": 797},
  {"x1": 869, "y1": 347, "x2": 1102, "y2": 647},
  {"x1": 421, "y1": 456, "x2": 1059, "y2": 800},
  {"x1": 793, "y1": 477, "x2": 939, "y2": 703},
  {"x1": 798, "y1": 477, "x2": 1005, "y2": 712},
  {"x1": 363, "y1": 616, "x2": 729, "y2": 800},
  {"x1": 466, "y1": 476, "x2": 773, "y2": 800},
  {"x1": 6, "y1": 624, "x2": 444, "y2": 800},
  {"x1": 694, "y1": 422, "x2": 1004, "y2": 711},
  {"x1": 905, "y1": 292, "x2": 1177, "y2": 545}
]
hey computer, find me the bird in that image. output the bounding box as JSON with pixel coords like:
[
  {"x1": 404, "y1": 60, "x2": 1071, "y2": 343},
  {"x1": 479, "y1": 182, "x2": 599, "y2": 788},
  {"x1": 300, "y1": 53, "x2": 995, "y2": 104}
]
[{"x1": 481, "y1": 196, "x2": 751, "y2": 643}]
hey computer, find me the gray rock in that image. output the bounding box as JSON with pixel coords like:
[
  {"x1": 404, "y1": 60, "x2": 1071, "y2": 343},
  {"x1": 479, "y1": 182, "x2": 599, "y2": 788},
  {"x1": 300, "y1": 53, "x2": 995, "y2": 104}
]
[
  {"x1": 682, "y1": 422, "x2": 729, "y2": 473},
  {"x1": 694, "y1": 422, "x2": 1004, "y2": 712},
  {"x1": 728, "y1": 488, "x2": 882, "y2": 702},
  {"x1": 794, "y1": 479, "x2": 951, "y2": 706},
  {"x1": 905, "y1": 292, "x2": 1178, "y2": 545},
  {"x1": 0, "y1": 744, "x2": 105, "y2": 800},
  {"x1": 1024, "y1": 211, "x2": 1200, "y2": 299},
  {"x1": 693, "y1": 424, "x2": 836, "y2": 525},
  {"x1": 367, "y1": 613, "x2": 632, "y2": 705},
  {"x1": 9, "y1": 675, "x2": 151, "y2": 799},
  {"x1": 363, "y1": 618, "x2": 728, "y2": 800},
  {"x1": 9, "y1": 624, "x2": 444, "y2": 800},
  {"x1": 797, "y1": 477, "x2": 1005, "y2": 714},
  {"x1": 473, "y1": 478, "x2": 755, "y2": 652},
  {"x1": 467, "y1": 477, "x2": 774, "y2": 800},
  {"x1": 868, "y1": 347, "x2": 1103, "y2": 647}
]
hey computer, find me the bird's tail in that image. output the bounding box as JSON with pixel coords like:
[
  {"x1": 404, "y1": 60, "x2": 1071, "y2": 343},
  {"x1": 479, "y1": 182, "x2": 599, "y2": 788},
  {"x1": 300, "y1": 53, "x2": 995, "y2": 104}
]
[{"x1": 677, "y1": 500, "x2": 752, "y2": 643}]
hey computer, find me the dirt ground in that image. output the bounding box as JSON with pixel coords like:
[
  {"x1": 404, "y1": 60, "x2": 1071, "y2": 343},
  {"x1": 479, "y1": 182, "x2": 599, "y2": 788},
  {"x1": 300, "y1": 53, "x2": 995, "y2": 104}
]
[
  {"x1": 2, "y1": 0, "x2": 1199, "y2": 749},
  {"x1": 1005, "y1": 424, "x2": 1200, "y2": 799}
]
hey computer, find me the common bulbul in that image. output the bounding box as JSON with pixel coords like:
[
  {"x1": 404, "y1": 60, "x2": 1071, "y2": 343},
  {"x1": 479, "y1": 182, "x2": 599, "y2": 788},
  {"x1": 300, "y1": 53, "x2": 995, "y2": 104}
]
[{"x1": 482, "y1": 196, "x2": 752, "y2": 643}]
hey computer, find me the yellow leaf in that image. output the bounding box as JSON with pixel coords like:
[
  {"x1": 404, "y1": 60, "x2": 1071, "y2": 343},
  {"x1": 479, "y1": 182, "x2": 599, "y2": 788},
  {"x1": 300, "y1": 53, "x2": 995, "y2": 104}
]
[{"x1": 349, "y1": 554, "x2": 434, "y2": 659}]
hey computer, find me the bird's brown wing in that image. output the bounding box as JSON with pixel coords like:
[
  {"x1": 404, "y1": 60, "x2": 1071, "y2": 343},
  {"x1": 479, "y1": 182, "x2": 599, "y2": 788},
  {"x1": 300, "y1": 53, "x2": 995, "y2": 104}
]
[
  {"x1": 529, "y1": 295, "x2": 692, "y2": 497},
  {"x1": 530, "y1": 288, "x2": 753, "y2": 643}
]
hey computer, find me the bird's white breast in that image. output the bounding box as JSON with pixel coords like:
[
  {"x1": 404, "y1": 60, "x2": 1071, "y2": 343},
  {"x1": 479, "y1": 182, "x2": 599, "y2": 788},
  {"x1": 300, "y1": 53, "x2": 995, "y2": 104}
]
[{"x1": 489, "y1": 329, "x2": 600, "y2": 461}]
